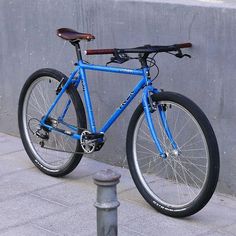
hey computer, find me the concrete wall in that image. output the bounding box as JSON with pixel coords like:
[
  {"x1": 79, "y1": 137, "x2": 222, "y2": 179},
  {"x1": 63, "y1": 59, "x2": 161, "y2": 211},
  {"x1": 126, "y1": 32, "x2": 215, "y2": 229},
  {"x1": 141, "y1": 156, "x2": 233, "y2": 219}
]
[{"x1": 0, "y1": 0, "x2": 236, "y2": 196}]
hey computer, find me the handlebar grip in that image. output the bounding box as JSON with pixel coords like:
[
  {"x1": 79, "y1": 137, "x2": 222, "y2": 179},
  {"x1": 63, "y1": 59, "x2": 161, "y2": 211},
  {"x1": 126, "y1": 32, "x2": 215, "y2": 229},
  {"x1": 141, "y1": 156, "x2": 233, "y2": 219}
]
[
  {"x1": 175, "y1": 43, "x2": 192, "y2": 49},
  {"x1": 85, "y1": 49, "x2": 115, "y2": 55}
]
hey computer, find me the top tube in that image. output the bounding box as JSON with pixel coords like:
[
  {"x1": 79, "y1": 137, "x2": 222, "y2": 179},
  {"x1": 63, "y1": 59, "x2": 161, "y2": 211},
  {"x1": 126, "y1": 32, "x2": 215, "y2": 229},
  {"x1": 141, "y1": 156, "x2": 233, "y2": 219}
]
[{"x1": 79, "y1": 61, "x2": 144, "y2": 76}]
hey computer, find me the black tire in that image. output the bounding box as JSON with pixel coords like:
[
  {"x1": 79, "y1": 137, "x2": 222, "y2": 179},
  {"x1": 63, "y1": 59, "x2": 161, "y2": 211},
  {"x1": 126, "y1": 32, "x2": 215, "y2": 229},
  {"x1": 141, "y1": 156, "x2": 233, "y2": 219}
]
[
  {"x1": 126, "y1": 91, "x2": 219, "y2": 217},
  {"x1": 18, "y1": 68, "x2": 87, "y2": 177}
]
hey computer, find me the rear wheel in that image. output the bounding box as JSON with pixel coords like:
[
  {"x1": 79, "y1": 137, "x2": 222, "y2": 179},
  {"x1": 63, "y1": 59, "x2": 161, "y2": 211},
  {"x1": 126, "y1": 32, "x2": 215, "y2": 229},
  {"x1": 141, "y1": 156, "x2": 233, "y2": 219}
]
[
  {"x1": 126, "y1": 91, "x2": 219, "y2": 217},
  {"x1": 18, "y1": 68, "x2": 87, "y2": 177}
]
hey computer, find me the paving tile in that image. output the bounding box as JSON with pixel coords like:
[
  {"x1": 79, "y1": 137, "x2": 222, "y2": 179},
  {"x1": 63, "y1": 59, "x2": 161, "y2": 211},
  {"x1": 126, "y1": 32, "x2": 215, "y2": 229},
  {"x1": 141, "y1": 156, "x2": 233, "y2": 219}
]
[
  {"x1": 33, "y1": 203, "x2": 96, "y2": 236},
  {"x1": 112, "y1": 166, "x2": 137, "y2": 193},
  {"x1": 0, "y1": 133, "x2": 24, "y2": 155},
  {"x1": 119, "y1": 187, "x2": 146, "y2": 205},
  {"x1": 118, "y1": 199, "x2": 156, "y2": 225},
  {"x1": 0, "y1": 168, "x2": 63, "y2": 202},
  {"x1": 119, "y1": 198, "x2": 236, "y2": 236},
  {"x1": 32, "y1": 178, "x2": 96, "y2": 207},
  {"x1": 183, "y1": 202, "x2": 236, "y2": 229},
  {"x1": 118, "y1": 226, "x2": 146, "y2": 236},
  {"x1": 220, "y1": 223, "x2": 236, "y2": 236},
  {"x1": 0, "y1": 150, "x2": 34, "y2": 177},
  {"x1": 72, "y1": 159, "x2": 137, "y2": 193},
  {"x1": 0, "y1": 223, "x2": 61, "y2": 236},
  {"x1": 33, "y1": 191, "x2": 155, "y2": 236},
  {"x1": 65, "y1": 156, "x2": 113, "y2": 180},
  {"x1": 122, "y1": 213, "x2": 210, "y2": 236},
  {"x1": 86, "y1": 226, "x2": 145, "y2": 236},
  {"x1": 211, "y1": 193, "x2": 236, "y2": 210},
  {"x1": 0, "y1": 133, "x2": 236, "y2": 236},
  {"x1": 197, "y1": 230, "x2": 235, "y2": 236},
  {"x1": 0, "y1": 194, "x2": 66, "y2": 231}
]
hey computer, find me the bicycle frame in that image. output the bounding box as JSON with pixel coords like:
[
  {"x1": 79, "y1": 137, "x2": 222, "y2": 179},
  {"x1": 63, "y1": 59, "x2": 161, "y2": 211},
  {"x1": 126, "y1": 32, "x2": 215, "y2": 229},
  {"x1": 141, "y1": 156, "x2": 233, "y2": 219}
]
[{"x1": 41, "y1": 60, "x2": 177, "y2": 157}]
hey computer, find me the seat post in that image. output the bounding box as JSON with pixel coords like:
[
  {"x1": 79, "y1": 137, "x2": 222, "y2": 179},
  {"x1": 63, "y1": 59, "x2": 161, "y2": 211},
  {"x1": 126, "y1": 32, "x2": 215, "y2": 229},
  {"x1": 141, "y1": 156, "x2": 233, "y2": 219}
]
[{"x1": 74, "y1": 42, "x2": 83, "y2": 61}]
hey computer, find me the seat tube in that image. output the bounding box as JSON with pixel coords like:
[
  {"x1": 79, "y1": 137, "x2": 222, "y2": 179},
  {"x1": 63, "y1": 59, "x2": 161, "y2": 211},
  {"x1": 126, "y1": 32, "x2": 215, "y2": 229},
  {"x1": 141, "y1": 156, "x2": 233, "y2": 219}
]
[{"x1": 79, "y1": 64, "x2": 96, "y2": 133}]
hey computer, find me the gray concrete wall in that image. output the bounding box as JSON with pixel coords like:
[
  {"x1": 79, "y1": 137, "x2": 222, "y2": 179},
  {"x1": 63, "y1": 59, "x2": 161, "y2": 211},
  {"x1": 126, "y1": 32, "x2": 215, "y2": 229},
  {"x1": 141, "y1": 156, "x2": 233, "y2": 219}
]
[{"x1": 0, "y1": 0, "x2": 236, "y2": 195}]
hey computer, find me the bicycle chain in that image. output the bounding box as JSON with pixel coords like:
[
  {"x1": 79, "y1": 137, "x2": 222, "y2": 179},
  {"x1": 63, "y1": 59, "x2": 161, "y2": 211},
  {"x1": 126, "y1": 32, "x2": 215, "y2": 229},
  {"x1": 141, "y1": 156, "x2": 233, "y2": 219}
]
[
  {"x1": 39, "y1": 132, "x2": 105, "y2": 155},
  {"x1": 28, "y1": 118, "x2": 104, "y2": 154},
  {"x1": 40, "y1": 144, "x2": 86, "y2": 155}
]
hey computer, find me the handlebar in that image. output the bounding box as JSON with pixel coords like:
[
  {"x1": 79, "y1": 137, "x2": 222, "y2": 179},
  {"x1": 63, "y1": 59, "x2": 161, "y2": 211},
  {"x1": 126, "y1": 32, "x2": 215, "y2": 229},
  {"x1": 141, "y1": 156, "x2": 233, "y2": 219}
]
[
  {"x1": 85, "y1": 48, "x2": 115, "y2": 55},
  {"x1": 84, "y1": 43, "x2": 192, "y2": 55},
  {"x1": 175, "y1": 43, "x2": 192, "y2": 49}
]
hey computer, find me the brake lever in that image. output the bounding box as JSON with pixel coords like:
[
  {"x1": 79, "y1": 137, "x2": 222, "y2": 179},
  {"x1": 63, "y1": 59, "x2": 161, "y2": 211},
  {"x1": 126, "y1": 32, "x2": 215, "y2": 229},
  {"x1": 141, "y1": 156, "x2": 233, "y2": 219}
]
[
  {"x1": 106, "y1": 55, "x2": 129, "y2": 65},
  {"x1": 183, "y1": 54, "x2": 191, "y2": 58},
  {"x1": 175, "y1": 50, "x2": 191, "y2": 59},
  {"x1": 106, "y1": 51, "x2": 130, "y2": 66}
]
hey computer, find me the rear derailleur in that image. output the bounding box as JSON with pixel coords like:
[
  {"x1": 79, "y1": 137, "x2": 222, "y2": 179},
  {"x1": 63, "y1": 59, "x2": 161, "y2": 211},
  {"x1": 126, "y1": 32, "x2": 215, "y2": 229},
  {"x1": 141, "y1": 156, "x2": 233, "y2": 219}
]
[{"x1": 28, "y1": 117, "x2": 58, "y2": 147}]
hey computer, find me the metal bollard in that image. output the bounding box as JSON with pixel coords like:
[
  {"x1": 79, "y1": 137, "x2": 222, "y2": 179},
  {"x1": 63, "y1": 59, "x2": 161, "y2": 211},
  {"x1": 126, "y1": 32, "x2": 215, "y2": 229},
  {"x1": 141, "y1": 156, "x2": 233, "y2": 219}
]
[{"x1": 93, "y1": 169, "x2": 121, "y2": 236}]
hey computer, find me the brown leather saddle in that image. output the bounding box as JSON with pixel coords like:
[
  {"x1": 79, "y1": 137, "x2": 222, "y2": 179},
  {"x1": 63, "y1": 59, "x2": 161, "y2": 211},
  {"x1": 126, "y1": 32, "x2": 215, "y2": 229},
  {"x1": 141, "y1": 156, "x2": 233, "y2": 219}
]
[{"x1": 57, "y1": 28, "x2": 95, "y2": 42}]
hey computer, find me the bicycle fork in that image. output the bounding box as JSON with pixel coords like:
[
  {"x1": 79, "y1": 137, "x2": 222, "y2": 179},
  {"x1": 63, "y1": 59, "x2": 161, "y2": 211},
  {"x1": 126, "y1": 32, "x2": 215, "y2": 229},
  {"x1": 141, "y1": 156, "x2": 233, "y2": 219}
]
[{"x1": 142, "y1": 86, "x2": 178, "y2": 159}]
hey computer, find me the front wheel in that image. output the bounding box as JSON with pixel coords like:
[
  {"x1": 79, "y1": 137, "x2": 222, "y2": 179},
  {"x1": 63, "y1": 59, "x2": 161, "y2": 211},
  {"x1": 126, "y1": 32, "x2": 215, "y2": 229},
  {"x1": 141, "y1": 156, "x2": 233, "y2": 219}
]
[{"x1": 126, "y1": 91, "x2": 219, "y2": 217}]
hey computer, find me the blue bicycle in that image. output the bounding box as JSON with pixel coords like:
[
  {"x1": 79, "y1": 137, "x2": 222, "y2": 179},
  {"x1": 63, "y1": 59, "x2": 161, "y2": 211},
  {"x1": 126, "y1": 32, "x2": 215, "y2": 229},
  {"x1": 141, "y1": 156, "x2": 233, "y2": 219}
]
[{"x1": 18, "y1": 28, "x2": 219, "y2": 217}]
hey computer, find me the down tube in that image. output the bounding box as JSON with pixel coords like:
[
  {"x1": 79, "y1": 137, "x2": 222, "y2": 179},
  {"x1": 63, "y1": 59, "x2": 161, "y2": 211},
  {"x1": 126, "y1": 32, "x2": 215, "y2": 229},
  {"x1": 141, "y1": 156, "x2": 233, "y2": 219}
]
[{"x1": 100, "y1": 78, "x2": 146, "y2": 133}]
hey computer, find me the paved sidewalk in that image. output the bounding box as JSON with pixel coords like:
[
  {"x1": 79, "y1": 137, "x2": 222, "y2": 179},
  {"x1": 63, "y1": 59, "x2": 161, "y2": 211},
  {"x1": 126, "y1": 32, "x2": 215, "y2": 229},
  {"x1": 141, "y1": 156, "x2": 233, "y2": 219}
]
[{"x1": 0, "y1": 132, "x2": 236, "y2": 236}]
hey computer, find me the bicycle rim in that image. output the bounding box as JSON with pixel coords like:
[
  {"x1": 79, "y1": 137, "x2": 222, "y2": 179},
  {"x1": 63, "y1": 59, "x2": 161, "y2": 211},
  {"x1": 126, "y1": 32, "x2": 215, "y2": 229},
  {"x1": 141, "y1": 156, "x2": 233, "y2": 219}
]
[{"x1": 133, "y1": 101, "x2": 209, "y2": 208}]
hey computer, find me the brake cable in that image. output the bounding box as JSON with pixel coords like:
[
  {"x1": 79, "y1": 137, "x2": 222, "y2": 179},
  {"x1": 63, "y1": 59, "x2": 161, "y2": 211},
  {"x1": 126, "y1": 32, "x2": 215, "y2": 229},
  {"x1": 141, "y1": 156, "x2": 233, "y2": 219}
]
[{"x1": 147, "y1": 52, "x2": 160, "y2": 82}]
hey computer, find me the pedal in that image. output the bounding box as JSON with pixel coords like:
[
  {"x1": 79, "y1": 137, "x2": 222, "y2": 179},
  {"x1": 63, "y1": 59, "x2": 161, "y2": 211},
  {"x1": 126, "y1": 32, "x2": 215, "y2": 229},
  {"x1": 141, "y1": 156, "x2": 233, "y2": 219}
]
[{"x1": 95, "y1": 141, "x2": 104, "y2": 151}]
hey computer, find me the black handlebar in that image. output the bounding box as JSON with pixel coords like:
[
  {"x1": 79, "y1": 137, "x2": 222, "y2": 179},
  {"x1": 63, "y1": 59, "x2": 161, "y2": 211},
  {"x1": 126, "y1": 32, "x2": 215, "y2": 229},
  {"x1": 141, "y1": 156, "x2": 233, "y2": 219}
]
[
  {"x1": 85, "y1": 43, "x2": 192, "y2": 66},
  {"x1": 85, "y1": 43, "x2": 192, "y2": 55},
  {"x1": 175, "y1": 43, "x2": 192, "y2": 49}
]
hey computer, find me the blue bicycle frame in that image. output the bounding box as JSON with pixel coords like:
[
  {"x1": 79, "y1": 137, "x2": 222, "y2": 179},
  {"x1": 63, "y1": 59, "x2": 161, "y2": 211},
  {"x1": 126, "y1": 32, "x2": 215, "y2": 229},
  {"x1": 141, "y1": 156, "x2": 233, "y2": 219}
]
[{"x1": 41, "y1": 60, "x2": 178, "y2": 158}]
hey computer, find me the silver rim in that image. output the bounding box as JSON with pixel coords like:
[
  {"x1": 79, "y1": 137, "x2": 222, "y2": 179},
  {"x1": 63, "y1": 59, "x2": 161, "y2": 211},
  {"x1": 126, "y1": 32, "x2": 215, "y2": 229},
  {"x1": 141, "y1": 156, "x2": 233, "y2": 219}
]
[
  {"x1": 133, "y1": 101, "x2": 209, "y2": 208},
  {"x1": 22, "y1": 76, "x2": 78, "y2": 171}
]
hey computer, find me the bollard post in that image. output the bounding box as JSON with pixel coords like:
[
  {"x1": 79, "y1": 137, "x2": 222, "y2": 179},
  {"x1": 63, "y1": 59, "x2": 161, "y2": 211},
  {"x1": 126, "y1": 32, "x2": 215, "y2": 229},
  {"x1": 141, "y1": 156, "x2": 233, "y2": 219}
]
[{"x1": 93, "y1": 169, "x2": 121, "y2": 236}]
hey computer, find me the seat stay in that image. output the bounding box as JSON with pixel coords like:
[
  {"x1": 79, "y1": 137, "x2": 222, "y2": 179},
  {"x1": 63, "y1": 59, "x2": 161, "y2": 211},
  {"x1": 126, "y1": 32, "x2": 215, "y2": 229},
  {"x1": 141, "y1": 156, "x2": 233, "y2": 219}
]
[
  {"x1": 40, "y1": 67, "x2": 79, "y2": 127},
  {"x1": 56, "y1": 74, "x2": 82, "y2": 132}
]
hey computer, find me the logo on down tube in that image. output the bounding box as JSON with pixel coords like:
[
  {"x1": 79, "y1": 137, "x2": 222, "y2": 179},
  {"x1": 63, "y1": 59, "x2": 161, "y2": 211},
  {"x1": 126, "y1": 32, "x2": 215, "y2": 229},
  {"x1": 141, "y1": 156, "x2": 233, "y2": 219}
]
[{"x1": 119, "y1": 91, "x2": 135, "y2": 110}]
